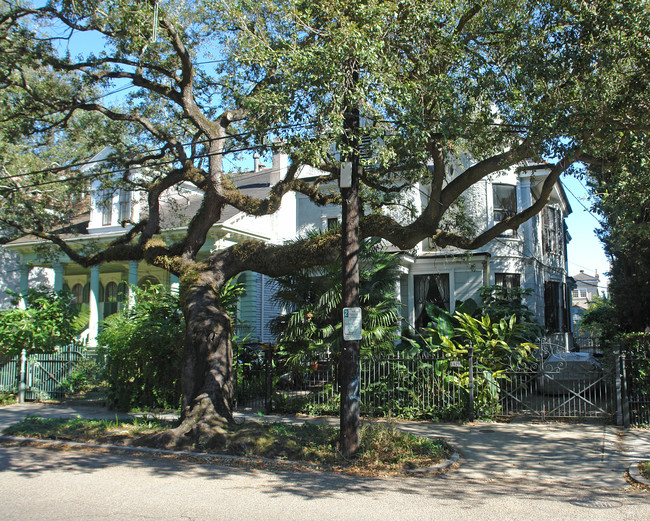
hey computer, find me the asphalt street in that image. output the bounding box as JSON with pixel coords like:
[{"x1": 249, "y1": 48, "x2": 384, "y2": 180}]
[{"x1": 0, "y1": 403, "x2": 649, "y2": 520}]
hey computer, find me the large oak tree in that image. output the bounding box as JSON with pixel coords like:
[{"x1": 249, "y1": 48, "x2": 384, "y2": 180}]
[{"x1": 1, "y1": 0, "x2": 648, "y2": 448}]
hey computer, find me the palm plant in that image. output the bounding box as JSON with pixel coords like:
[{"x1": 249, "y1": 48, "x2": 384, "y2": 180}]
[{"x1": 270, "y1": 237, "x2": 402, "y2": 361}]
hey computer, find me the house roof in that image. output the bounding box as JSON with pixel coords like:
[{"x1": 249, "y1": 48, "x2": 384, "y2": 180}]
[
  {"x1": 572, "y1": 270, "x2": 599, "y2": 282},
  {"x1": 6, "y1": 166, "x2": 276, "y2": 248},
  {"x1": 159, "y1": 168, "x2": 274, "y2": 229}
]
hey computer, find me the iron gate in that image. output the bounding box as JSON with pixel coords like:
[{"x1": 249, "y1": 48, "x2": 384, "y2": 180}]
[
  {"x1": 234, "y1": 346, "x2": 620, "y2": 422},
  {"x1": 489, "y1": 358, "x2": 616, "y2": 420},
  {"x1": 0, "y1": 346, "x2": 87, "y2": 401}
]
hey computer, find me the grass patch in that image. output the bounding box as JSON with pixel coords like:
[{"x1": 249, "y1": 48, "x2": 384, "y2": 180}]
[
  {"x1": 2, "y1": 416, "x2": 452, "y2": 475},
  {"x1": 0, "y1": 392, "x2": 17, "y2": 406},
  {"x1": 641, "y1": 461, "x2": 650, "y2": 480},
  {"x1": 3, "y1": 415, "x2": 173, "y2": 442}
]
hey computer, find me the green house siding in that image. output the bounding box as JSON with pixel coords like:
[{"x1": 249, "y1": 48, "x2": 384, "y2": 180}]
[{"x1": 237, "y1": 271, "x2": 259, "y2": 342}]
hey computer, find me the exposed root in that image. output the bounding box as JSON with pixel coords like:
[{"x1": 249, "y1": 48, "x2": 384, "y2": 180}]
[{"x1": 140, "y1": 394, "x2": 231, "y2": 451}]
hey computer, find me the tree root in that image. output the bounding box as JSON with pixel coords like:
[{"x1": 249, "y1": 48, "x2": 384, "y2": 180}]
[{"x1": 139, "y1": 393, "x2": 231, "y2": 451}]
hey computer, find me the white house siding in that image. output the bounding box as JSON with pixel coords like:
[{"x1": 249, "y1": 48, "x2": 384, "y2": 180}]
[
  {"x1": 271, "y1": 192, "x2": 299, "y2": 243},
  {"x1": 0, "y1": 249, "x2": 52, "y2": 309},
  {"x1": 296, "y1": 193, "x2": 329, "y2": 236},
  {"x1": 455, "y1": 270, "x2": 484, "y2": 304},
  {"x1": 0, "y1": 248, "x2": 23, "y2": 309}
]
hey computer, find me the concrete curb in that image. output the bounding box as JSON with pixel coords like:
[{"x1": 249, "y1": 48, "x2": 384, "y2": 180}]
[
  {"x1": 405, "y1": 452, "x2": 460, "y2": 475},
  {"x1": 0, "y1": 434, "x2": 459, "y2": 476},
  {"x1": 627, "y1": 461, "x2": 650, "y2": 490}
]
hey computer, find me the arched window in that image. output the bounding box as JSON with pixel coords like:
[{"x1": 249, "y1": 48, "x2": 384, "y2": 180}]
[
  {"x1": 104, "y1": 281, "x2": 119, "y2": 318},
  {"x1": 105, "y1": 281, "x2": 118, "y2": 301},
  {"x1": 117, "y1": 281, "x2": 128, "y2": 302},
  {"x1": 72, "y1": 283, "x2": 83, "y2": 304}
]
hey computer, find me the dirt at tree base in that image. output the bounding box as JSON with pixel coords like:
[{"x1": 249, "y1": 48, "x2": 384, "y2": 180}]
[{"x1": 139, "y1": 394, "x2": 231, "y2": 451}]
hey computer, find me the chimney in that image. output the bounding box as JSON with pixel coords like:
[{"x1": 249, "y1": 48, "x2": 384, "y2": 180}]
[
  {"x1": 271, "y1": 147, "x2": 288, "y2": 184},
  {"x1": 253, "y1": 153, "x2": 260, "y2": 172}
]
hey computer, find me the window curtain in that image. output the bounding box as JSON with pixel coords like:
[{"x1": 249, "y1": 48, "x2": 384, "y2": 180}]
[
  {"x1": 434, "y1": 274, "x2": 450, "y2": 310},
  {"x1": 414, "y1": 275, "x2": 430, "y2": 324}
]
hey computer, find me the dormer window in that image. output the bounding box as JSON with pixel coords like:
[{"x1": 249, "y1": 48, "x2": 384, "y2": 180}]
[
  {"x1": 100, "y1": 190, "x2": 113, "y2": 226},
  {"x1": 118, "y1": 189, "x2": 132, "y2": 223}
]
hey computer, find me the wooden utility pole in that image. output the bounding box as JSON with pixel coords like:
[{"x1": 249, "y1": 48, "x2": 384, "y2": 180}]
[{"x1": 339, "y1": 84, "x2": 361, "y2": 457}]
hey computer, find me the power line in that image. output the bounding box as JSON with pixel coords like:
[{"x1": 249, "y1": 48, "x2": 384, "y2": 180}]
[
  {"x1": 493, "y1": 236, "x2": 568, "y2": 280},
  {"x1": 0, "y1": 121, "x2": 319, "y2": 183},
  {"x1": 0, "y1": 140, "x2": 308, "y2": 194},
  {"x1": 562, "y1": 180, "x2": 601, "y2": 224},
  {"x1": 567, "y1": 258, "x2": 609, "y2": 275}
]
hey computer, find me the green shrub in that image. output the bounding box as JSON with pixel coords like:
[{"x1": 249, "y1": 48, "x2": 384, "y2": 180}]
[
  {"x1": 620, "y1": 333, "x2": 650, "y2": 410},
  {"x1": 63, "y1": 358, "x2": 106, "y2": 395},
  {"x1": 0, "y1": 391, "x2": 17, "y2": 406},
  {"x1": 0, "y1": 289, "x2": 86, "y2": 357},
  {"x1": 479, "y1": 285, "x2": 540, "y2": 333},
  {"x1": 98, "y1": 285, "x2": 184, "y2": 411},
  {"x1": 270, "y1": 237, "x2": 402, "y2": 361},
  {"x1": 405, "y1": 306, "x2": 538, "y2": 417}
]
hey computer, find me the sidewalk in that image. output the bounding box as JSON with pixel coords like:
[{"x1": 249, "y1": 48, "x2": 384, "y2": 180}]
[{"x1": 2, "y1": 402, "x2": 649, "y2": 490}]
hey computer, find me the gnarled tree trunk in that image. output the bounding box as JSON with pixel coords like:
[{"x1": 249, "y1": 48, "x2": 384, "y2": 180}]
[{"x1": 148, "y1": 274, "x2": 235, "y2": 450}]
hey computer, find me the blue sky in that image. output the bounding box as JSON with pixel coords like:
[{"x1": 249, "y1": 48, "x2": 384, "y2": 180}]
[{"x1": 562, "y1": 174, "x2": 610, "y2": 295}]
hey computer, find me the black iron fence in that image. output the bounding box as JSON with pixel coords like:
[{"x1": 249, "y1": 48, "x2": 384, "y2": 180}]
[
  {"x1": 234, "y1": 343, "x2": 620, "y2": 422},
  {"x1": 619, "y1": 336, "x2": 650, "y2": 427},
  {"x1": 1, "y1": 336, "x2": 646, "y2": 426}
]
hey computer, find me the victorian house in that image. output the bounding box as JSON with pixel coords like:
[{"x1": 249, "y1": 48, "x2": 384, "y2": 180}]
[{"x1": 3, "y1": 148, "x2": 574, "y2": 350}]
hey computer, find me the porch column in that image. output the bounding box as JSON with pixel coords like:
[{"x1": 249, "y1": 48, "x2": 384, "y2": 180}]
[
  {"x1": 407, "y1": 273, "x2": 415, "y2": 330},
  {"x1": 128, "y1": 261, "x2": 138, "y2": 307},
  {"x1": 518, "y1": 178, "x2": 534, "y2": 251},
  {"x1": 18, "y1": 264, "x2": 30, "y2": 309},
  {"x1": 53, "y1": 262, "x2": 64, "y2": 292},
  {"x1": 395, "y1": 275, "x2": 404, "y2": 337},
  {"x1": 88, "y1": 266, "x2": 100, "y2": 347}
]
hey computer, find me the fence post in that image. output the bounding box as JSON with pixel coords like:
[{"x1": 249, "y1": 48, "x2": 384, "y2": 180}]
[
  {"x1": 616, "y1": 348, "x2": 622, "y2": 426},
  {"x1": 468, "y1": 342, "x2": 474, "y2": 422},
  {"x1": 620, "y1": 349, "x2": 630, "y2": 428},
  {"x1": 264, "y1": 347, "x2": 273, "y2": 414},
  {"x1": 18, "y1": 349, "x2": 27, "y2": 403}
]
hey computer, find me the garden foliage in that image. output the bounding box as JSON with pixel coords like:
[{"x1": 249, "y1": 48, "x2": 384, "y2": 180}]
[
  {"x1": 98, "y1": 281, "x2": 244, "y2": 411},
  {"x1": 270, "y1": 237, "x2": 402, "y2": 361},
  {"x1": 98, "y1": 285, "x2": 185, "y2": 410},
  {"x1": 0, "y1": 289, "x2": 85, "y2": 359}
]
